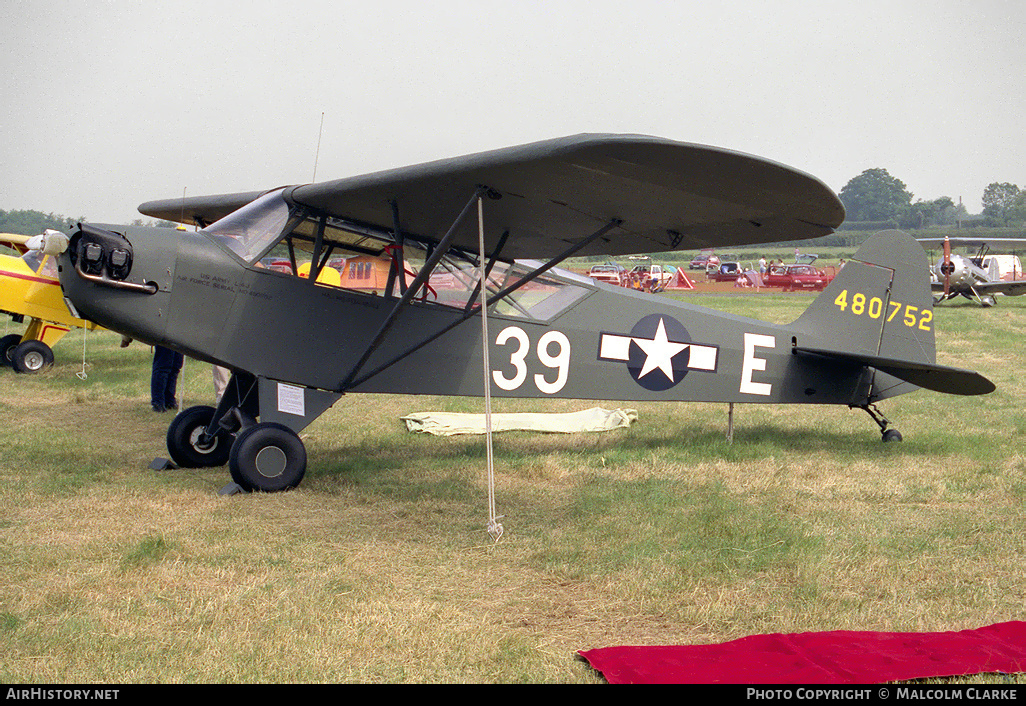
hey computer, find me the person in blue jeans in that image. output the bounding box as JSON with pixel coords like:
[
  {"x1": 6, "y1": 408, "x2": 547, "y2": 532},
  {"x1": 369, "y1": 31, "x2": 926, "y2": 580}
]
[{"x1": 151, "y1": 345, "x2": 184, "y2": 412}]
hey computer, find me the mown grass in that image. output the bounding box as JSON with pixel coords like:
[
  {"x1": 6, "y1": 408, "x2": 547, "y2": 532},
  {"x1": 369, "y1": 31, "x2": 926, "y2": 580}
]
[{"x1": 0, "y1": 293, "x2": 1023, "y2": 683}]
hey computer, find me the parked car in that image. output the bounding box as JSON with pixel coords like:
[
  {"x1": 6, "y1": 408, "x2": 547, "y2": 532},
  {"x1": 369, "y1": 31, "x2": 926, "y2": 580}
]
[
  {"x1": 689, "y1": 253, "x2": 720, "y2": 270},
  {"x1": 764, "y1": 264, "x2": 834, "y2": 291},
  {"x1": 587, "y1": 263, "x2": 625, "y2": 286},
  {"x1": 708, "y1": 262, "x2": 747, "y2": 282}
]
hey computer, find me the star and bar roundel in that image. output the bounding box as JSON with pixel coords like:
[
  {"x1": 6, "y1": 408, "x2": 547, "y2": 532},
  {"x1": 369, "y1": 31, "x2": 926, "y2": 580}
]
[{"x1": 598, "y1": 314, "x2": 719, "y2": 391}]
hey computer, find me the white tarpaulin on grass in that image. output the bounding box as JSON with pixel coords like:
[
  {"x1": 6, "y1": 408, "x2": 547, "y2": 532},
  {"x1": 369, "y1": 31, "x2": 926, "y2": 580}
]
[{"x1": 401, "y1": 407, "x2": 638, "y2": 436}]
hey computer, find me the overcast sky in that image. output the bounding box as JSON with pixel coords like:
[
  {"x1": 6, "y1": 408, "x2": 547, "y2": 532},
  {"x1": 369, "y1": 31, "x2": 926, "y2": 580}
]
[{"x1": 2, "y1": 0, "x2": 1023, "y2": 224}]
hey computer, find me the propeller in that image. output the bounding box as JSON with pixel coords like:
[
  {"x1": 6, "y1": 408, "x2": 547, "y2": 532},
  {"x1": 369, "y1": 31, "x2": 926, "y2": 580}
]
[
  {"x1": 25, "y1": 229, "x2": 69, "y2": 255},
  {"x1": 940, "y1": 235, "x2": 953, "y2": 298}
]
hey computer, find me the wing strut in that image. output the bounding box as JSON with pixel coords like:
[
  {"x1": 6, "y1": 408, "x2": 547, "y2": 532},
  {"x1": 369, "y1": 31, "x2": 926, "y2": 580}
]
[
  {"x1": 463, "y1": 228, "x2": 510, "y2": 316},
  {"x1": 341, "y1": 216, "x2": 622, "y2": 392},
  {"x1": 337, "y1": 186, "x2": 489, "y2": 392},
  {"x1": 384, "y1": 199, "x2": 408, "y2": 297}
]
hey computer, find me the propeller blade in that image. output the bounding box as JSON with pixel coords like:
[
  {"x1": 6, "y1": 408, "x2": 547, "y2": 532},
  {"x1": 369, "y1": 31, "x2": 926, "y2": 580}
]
[{"x1": 942, "y1": 235, "x2": 952, "y2": 297}]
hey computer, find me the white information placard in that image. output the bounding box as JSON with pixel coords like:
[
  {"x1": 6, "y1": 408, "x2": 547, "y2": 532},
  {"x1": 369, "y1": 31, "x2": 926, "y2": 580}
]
[{"x1": 277, "y1": 382, "x2": 306, "y2": 417}]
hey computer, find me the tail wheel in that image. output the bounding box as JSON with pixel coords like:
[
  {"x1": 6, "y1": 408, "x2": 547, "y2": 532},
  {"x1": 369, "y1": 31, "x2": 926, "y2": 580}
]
[
  {"x1": 11, "y1": 340, "x2": 54, "y2": 373},
  {"x1": 229, "y1": 422, "x2": 307, "y2": 492},
  {"x1": 0, "y1": 334, "x2": 22, "y2": 366},
  {"x1": 167, "y1": 405, "x2": 232, "y2": 468}
]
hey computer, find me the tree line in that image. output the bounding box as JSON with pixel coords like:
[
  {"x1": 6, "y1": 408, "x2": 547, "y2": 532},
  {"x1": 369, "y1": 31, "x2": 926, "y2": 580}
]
[
  {"x1": 838, "y1": 168, "x2": 1024, "y2": 230},
  {"x1": 0, "y1": 209, "x2": 175, "y2": 235},
  {"x1": 0, "y1": 209, "x2": 83, "y2": 235}
]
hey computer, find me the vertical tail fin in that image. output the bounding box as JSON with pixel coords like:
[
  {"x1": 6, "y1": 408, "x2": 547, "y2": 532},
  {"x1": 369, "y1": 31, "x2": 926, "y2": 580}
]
[{"x1": 790, "y1": 229, "x2": 935, "y2": 364}]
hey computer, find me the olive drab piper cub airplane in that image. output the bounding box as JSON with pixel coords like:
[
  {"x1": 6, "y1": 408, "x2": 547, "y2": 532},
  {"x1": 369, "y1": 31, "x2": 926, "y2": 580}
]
[{"x1": 47, "y1": 134, "x2": 994, "y2": 493}]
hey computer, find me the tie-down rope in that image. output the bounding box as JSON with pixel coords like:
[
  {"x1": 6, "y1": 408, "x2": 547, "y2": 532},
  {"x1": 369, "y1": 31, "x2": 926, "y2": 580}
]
[{"x1": 477, "y1": 196, "x2": 503, "y2": 542}]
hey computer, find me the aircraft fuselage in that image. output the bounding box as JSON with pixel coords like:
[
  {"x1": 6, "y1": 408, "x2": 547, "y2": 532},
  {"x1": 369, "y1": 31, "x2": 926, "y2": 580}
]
[{"x1": 58, "y1": 223, "x2": 879, "y2": 408}]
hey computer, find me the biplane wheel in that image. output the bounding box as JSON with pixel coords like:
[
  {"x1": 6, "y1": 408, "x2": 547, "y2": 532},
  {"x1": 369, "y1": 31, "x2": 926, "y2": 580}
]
[
  {"x1": 228, "y1": 422, "x2": 306, "y2": 492},
  {"x1": 11, "y1": 340, "x2": 54, "y2": 374},
  {"x1": 167, "y1": 405, "x2": 232, "y2": 468},
  {"x1": 882, "y1": 428, "x2": 903, "y2": 442},
  {"x1": 980, "y1": 295, "x2": 996, "y2": 308},
  {"x1": 0, "y1": 334, "x2": 22, "y2": 366}
]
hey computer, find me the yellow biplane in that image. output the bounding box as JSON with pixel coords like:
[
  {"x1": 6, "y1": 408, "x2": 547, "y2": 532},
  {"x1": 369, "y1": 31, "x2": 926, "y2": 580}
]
[{"x1": 0, "y1": 232, "x2": 99, "y2": 372}]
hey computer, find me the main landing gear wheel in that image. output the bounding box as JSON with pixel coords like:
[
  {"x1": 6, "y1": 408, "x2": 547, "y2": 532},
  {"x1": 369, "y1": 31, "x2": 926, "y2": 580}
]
[
  {"x1": 0, "y1": 334, "x2": 22, "y2": 366},
  {"x1": 11, "y1": 340, "x2": 54, "y2": 373},
  {"x1": 167, "y1": 405, "x2": 233, "y2": 468},
  {"x1": 229, "y1": 422, "x2": 307, "y2": 493}
]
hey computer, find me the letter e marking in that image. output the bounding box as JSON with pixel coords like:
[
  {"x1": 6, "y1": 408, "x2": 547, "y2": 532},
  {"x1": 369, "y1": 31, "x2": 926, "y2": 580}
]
[{"x1": 740, "y1": 333, "x2": 775, "y2": 396}]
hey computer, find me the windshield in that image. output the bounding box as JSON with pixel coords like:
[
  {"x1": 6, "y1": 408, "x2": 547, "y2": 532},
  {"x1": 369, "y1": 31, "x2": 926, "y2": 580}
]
[
  {"x1": 22, "y1": 250, "x2": 43, "y2": 273},
  {"x1": 202, "y1": 188, "x2": 292, "y2": 262}
]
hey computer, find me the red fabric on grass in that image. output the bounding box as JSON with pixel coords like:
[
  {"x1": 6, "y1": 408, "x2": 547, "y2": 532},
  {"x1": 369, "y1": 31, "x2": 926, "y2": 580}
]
[{"x1": 579, "y1": 621, "x2": 1026, "y2": 684}]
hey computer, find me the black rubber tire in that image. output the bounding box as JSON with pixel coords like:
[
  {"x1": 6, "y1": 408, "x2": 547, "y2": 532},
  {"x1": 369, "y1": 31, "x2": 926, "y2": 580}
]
[
  {"x1": 228, "y1": 422, "x2": 307, "y2": 492},
  {"x1": 166, "y1": 405, "x2": 232, "y2": 468},
  {"x1": 882, "y1": 428, "x2": 903, "y2": 443},
  {"x1": 11, "y1": 340, "x2": 54, "y2": 373},
  {"x1": 0, "y1": 334, "x2": 22, "y2": 366}
]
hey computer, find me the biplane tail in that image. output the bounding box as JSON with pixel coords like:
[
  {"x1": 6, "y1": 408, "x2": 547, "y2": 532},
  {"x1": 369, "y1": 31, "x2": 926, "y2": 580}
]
[{"x1": 789, "y1": 230, "x2": 994, "y2": 397}]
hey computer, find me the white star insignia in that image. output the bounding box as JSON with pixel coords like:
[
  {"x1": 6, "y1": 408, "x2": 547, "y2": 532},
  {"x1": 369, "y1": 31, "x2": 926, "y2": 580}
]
[{"x1": 633, "y1": 318, "x2": 689, "y2": 381}]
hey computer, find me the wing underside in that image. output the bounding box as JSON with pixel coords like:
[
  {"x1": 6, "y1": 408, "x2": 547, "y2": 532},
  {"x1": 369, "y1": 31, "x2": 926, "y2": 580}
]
[{"x1": 139, "y1": 134, "x2": 845, "y2": 259}]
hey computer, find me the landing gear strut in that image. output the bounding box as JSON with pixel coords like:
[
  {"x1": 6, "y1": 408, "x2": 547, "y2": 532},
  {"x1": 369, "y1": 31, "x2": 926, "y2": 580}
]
[{"x1": 858, "y1": 403, "x2": 902, "y2": 442}]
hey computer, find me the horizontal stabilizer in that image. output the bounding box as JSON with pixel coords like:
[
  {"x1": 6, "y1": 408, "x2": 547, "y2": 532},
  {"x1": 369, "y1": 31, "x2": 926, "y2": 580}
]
[{"x1": 795, "y1": 347, "x2": 995, "y2": 396}]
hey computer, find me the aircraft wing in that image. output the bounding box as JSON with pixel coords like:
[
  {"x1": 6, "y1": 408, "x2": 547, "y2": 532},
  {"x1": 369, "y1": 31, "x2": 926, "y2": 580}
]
[
  {"x1": 139, "y1": 134, "x2": 845, "y2": 260},
  {"x1": 139, "y1": 190, "x2": 266, "y2": 228},
  {"x1": 971, "y1": 279, "x2": 1026, "y2": 296},
  {"x1": 0, "y1": 233, "x2": 31, "y2": 254},
  {"x1": 918, "y1": 237, "x2": 1026, "y2": 250},
  {"x1": 930, "y1": 277, "x2": 1026, "y2": 296}
]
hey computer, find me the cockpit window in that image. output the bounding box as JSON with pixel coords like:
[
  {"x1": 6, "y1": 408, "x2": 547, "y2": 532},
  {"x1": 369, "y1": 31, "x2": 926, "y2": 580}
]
[{"x1": 205, "y1": 191, "x2": 591, "y2": 321}]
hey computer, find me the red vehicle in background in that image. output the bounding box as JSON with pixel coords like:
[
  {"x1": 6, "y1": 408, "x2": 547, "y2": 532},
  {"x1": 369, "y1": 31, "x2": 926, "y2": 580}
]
[
  {"x1": 764, "y1": 263, "x2": 834, "y2": 291},
  {"x1": 689, "y1": 253, "x2": 720, "y2": 271}
]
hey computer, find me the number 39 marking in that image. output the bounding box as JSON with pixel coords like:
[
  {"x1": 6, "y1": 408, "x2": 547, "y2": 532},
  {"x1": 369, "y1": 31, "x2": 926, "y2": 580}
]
[{"x1": 492, "y1": 326, "x2": 570, "y2": 394}]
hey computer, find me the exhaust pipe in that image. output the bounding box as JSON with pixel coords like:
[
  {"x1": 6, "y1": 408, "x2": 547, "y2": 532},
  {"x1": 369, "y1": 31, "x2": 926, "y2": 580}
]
[{"x1": 69, "y1": 223, "x2": 157, "y2": 294}]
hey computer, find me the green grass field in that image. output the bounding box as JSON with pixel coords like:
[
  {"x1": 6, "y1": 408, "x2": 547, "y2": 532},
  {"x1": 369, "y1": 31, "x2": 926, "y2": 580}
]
[{"x1": 1, "y1": 293, "x2": 1024, "y2": 683}]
